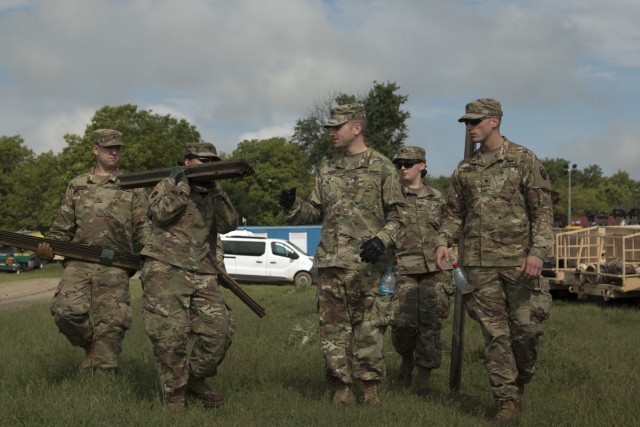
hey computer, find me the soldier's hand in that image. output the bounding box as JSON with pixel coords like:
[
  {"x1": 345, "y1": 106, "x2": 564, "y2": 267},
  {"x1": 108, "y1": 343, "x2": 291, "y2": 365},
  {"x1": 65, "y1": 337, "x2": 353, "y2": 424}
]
[
  {"x1": 169, "y1": 166, "x2": 188, "y2": 185},
  {"x1": 521, "y1": 255, "x2": 543, "y2": 279},
  {"x1": 434, "y1": 246, "x2": 449, "y2": 271},
  {"x1": 359, "y1": 236, "x2": 385, "y2": 263},
  {"x1": 36, "y1": 242, "x2": 54, "y2": 261},
  {"x1": 279, "y1": 188, "x2": 297, "y2": 209}
]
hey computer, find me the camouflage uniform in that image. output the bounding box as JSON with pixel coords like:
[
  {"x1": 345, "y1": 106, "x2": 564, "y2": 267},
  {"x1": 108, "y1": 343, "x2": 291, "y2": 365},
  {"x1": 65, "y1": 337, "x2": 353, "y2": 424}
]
[
  {"x1": 285, "y1": 105, "x2": 405, "y2": 386},
  {"x1": 49, "y1": 129, "x2": 151, "y2": 371},
  {"x1": 436, "y1": 100, "x2": 554, "y2": 403},
  {"x1": 141, "y1": 143, "x2": 238, "y2": 399},
  {"x1": 391, "y1": 147, "x2": 453, "y2": 372}
]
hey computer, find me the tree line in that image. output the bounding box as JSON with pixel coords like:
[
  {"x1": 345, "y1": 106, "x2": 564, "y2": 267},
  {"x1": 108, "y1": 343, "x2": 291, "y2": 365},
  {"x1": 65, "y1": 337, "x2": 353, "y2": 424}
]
[{"x1": 1, "y1": 82, "x2": 639, "y2": 233}]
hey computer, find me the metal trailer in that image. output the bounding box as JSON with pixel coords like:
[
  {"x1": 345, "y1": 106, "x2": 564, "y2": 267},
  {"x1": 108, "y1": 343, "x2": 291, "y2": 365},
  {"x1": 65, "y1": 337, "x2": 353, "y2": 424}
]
[{"x1": 543, "y1": 226, "x2": 640, "y2": 302}]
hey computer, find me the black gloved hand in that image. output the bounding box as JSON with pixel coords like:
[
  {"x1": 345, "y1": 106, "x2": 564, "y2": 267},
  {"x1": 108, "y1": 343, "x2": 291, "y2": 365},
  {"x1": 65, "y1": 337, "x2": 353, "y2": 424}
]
[
  {"x1": 200, "y1": 180, "x2": 217, "y2": 190},
  {"x1": 359, "y1": 236, "x2": 385, "y2": 263},
  {"x1": 169, "y1": 166, "x2": 188, "y2": 185},
  {"x1": 279, "y1": 187, "x2": 297, "y2": 209}
]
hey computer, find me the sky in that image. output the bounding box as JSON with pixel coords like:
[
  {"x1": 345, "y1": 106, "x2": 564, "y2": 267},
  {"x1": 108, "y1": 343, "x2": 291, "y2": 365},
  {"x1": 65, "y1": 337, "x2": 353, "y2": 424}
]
[{"x1": 1, "y1": 0, "x2": 639, "y2": 180}]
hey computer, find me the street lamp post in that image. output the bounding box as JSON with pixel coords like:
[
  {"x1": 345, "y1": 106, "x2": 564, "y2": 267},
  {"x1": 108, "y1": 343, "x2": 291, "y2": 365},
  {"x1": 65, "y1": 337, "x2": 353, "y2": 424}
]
[{"x1": 567, "y1": 162, "x2": 577, "y2": 227}]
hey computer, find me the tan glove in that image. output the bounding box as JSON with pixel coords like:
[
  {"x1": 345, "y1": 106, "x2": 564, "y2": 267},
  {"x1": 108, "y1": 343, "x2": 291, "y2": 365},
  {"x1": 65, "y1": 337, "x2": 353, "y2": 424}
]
[{"x1": 36, "y1": 242, "x2": 54, "y2": 261}]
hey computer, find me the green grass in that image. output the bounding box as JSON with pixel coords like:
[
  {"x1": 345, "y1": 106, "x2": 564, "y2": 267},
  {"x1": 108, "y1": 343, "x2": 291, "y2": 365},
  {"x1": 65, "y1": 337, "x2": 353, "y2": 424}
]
[
  {"x1": 0, "y1": 262, "x2": 63, "y2": 282},
  {"x1": 1, "y1": 278, "x2": 639, "y2": 426}
]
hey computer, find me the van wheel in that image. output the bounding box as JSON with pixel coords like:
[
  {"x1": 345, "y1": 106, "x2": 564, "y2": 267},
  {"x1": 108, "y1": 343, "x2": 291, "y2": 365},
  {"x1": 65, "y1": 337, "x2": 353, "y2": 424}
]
[{"x1": 294, "y1": 272, "x2": 312, "y2": 286}]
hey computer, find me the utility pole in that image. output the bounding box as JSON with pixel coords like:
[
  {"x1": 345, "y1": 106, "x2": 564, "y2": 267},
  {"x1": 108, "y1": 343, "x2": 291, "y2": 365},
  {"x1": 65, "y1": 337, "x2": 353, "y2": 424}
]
[{"x1": 567, "y1": 162, "x2": 577, "y2": 227}]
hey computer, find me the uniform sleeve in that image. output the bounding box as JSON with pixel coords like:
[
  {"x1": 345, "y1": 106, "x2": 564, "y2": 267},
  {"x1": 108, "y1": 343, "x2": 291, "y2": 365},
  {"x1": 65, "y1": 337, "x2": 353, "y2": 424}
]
[
  {"x1": 131, "y1": 188, "x2": 152, "y2": 250},
  {"x1": 435, "y1": 168, "x2": 466, "y2": 249},
  {"x1": 148, "y1": 178, "x2": 191, "y2": 225},
  {"x1": 48, "y1": 182, "x2": 78, "y2": 242},
  {"x1": 211, "y1": 188, "x2": 239, "y2": 234},
  {"x1": 375, "y1": 165, "x2": 405, "y2": 247},
  {"x1": 285, "y1": 172, "x2": 323, "y2": 225},
  {"x1": 524, "y1": 156, "x2": 554, "y2": 260}
]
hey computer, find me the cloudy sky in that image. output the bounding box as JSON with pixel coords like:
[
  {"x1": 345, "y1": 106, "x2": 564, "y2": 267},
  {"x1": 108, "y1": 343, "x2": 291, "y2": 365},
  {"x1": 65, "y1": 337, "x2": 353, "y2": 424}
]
[{"x1": 1, "y1": 0, "x2": 639, "y2": 179}]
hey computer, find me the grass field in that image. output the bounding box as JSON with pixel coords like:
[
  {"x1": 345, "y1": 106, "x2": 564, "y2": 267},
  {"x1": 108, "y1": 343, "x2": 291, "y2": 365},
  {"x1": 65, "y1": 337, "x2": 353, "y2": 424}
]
[{"x1": 1, "y1": 273, "x2": 639, "y2": 426}]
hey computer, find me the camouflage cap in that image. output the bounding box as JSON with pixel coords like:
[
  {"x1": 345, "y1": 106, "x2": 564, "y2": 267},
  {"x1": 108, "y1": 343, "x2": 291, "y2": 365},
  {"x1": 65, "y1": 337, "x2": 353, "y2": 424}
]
[
  {"x1": 393, "y1": 146, "x2": 426, "y2": 163},
  {"x1": 184, "y1": 141, "x2": 221, "y2": 161},
  {"x1": 458, "y1": 98, "x2": 503, "y2": 122},
  {"x1": 93, "y1": 129, "x2": 124, "y2": 147},
  {"x1": 323, "y1": 103, "x2": 367, "y2": 128}
]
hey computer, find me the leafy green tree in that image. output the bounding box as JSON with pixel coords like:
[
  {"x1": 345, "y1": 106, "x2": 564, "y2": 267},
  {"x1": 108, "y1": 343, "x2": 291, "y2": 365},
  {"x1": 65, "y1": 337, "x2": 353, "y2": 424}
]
[
  {"x1": 424, "y1": 175, "x2": 451, "y2": 198},
  {"x1": 223, "y1": 137, "x2": 314, "y2": 225},
  {"x1": 291, "y1": 81, "x2": 410, "y2": 168},
  {"x1": 0, "y1": 136, "x2": 36, "y2": 230},
  {"x1": 4, "y1": 151, "x2": 64, "y2": 232}
]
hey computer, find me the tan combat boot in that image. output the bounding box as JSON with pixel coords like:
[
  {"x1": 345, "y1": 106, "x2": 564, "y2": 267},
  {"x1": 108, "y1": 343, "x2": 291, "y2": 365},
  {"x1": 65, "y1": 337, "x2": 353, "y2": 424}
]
[
  {"x1": 332, "y1": 382, "x2": 354, "y2": 407},
  {"x1": 415, "y1": 366, "x2": 432, "y2": 397},
  {"x1": 186, "y1": 376, "x2": 224, "y2": 408},
  {"x1": 362, "y1": 380, "x2": 381, "y2": 407},
  {"x1": 167, "y1": 387, "x2": 185, "y2": 412},
  {"x1": 78, "y1": 343, "x2": 95, "y2": 375},
  {"x1": 397, "y1": 354, "x2": 414, "y2": 387},
  {"x1": 488, "y1": 400, "x2": 520, "y2": 426}
]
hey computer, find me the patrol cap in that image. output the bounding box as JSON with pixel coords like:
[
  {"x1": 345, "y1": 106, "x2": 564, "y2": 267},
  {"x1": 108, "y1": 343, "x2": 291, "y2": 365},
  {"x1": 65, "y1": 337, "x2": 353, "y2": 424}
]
[
  {"x1": 93, "y1": 129, "x2": 124, "y2": 147},
  {"x1": 458, "y1": 98, "x2": 503, "y2": 122},
  {"x1": 393, "y1": 146, "x2": 426, "y2": 163},
  {"x1": 323, "y1": 103, "x2": 367, "y2": 128},
  {"x1": 184, "y1": 141, "x2": 221, "y2": 161}
]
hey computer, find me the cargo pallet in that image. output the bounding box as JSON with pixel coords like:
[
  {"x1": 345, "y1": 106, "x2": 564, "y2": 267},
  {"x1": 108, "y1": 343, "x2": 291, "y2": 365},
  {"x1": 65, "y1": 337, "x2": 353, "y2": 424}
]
[{"x1": 543, "y1": 226, "x2": 640, "y2": 302}]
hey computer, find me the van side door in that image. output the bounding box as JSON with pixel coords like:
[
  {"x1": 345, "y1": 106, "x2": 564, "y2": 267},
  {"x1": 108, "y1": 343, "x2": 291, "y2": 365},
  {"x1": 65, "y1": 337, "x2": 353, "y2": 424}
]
[
  {"x1": 224, "y1": 239, "x2": 268, "y2": 281},
  {"x1": 267, "y1": 241, "x2": 300, "y2": 281}
]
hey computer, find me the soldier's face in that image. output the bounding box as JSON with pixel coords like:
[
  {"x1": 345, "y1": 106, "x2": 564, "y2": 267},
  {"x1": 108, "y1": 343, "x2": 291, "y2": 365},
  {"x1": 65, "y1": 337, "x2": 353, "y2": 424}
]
[
  {"x1": 93, "y1": 144, "x2": 121, "y2": 169},
  {"x1": 397, "y1": 160, "x2": 425, "y2": 185},
  {"x1": 465, "y1": 116, "x2": 498, "y2": 143},
  {"x1": 329, "y1": 121, "x2": 359, "y2": 149}
]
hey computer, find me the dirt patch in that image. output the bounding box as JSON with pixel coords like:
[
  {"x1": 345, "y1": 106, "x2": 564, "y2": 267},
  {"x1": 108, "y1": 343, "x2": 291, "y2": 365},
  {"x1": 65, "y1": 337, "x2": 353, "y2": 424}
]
[{"x1": 0, "y1": 277, "x2": 58, "y2": 311}]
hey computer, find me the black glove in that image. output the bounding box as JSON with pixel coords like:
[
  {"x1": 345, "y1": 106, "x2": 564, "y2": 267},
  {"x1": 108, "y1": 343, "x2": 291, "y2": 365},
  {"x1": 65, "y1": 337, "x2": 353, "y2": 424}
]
[
  {"x1": 359, "y1": 236, "x2": 385, "y2": 263},
  {"x1": 169, "y1": 166, "x2": 188, "y2": 185},
  {"x1": 200, "y1": 180, "x2": 217, "y2": 190},
  {"x1": 279, "y1": 187, "x2": 297, "y2": 209}
]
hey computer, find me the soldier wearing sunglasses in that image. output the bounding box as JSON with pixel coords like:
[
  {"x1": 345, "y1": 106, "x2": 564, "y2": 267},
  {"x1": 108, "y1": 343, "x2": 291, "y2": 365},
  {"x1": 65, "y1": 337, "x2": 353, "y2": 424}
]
[{"x1": 390, "y1": 146, "x2": 454, "y2": 397}]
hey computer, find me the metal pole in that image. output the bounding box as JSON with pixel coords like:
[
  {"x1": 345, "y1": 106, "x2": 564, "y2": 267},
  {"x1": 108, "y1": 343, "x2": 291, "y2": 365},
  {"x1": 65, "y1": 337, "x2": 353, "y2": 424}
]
[{"x1": 567, "y1": 164, "x2": 572, "y2": 227}]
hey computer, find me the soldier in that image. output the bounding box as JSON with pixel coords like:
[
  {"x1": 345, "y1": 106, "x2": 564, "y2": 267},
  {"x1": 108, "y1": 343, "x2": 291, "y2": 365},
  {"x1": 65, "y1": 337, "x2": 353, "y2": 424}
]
[
  {"x1": 390, "y1": 146, "x2": 453, "y2": 396},
  {"x1": 140, "y1": 142, "x2": 238, "y2": 411},
  {"x1": 37, "y1": 129, "x2": 151, "y2": 374},
  {"x1": 278, "y1": 103, "x2": 405, "y2": 406},
  {"x1": 434, "y1": 99, "x2": 554, "y2": 426}
]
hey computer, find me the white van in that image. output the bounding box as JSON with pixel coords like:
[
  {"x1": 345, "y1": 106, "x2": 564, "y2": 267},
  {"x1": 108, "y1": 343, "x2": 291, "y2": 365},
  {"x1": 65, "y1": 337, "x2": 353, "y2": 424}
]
[{"x1": 220, "y1": 235, "x2": 316, "y2": 286}]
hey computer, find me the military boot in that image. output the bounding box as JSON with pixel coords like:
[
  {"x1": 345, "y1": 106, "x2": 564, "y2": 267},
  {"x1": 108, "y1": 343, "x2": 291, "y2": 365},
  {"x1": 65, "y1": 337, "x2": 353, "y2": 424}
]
[
  {"x1": 415, "y1": 366, "x2": 432, "y2": 397},
  {"x1": 397, "y1": 354, "x2": 414, "y2": 387},
  {"x1": 187, "y1": 376, "x2": 224, "y2": 408},
  {"x1": 362, "y1": 380, "x2": 381, "y2": 407},
  {"x1": 78, "y1": 343, "x2": 95, "y2": 375},
  {"x1": 332, "y1": 382, "x2": 354, "y2": 407},
  {"x1": 488, "y1": 400, "x2": 520, "y2": 426},
  {"x1": 167, "y1": 387, "x2": 186, "y2": 412}
]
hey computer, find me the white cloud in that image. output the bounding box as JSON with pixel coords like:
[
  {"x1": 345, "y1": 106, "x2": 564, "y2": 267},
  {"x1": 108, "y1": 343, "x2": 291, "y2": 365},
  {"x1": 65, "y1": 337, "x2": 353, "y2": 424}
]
[{"x1": 0, "y1": 0, "x2": 638, "y2": 180}]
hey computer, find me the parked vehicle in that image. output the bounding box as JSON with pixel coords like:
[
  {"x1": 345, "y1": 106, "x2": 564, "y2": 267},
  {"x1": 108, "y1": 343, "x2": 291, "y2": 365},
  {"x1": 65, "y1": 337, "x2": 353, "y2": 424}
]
[
  {"x1": 0, "y1": 245, "x2": 44, "y2": 273},
  {"x1": 221, "y1": 235, "x2": 316, "y2": 286}
]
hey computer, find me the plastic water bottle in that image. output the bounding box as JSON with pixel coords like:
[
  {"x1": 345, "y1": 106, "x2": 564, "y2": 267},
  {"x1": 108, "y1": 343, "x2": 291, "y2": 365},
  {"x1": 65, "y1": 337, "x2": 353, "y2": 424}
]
[
  {"x1": 452, "y1": 263, "x2": 468, "y2": 291},
  {"x1": 379, "y1": 265, "x2": 396, "y2": 294}
]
